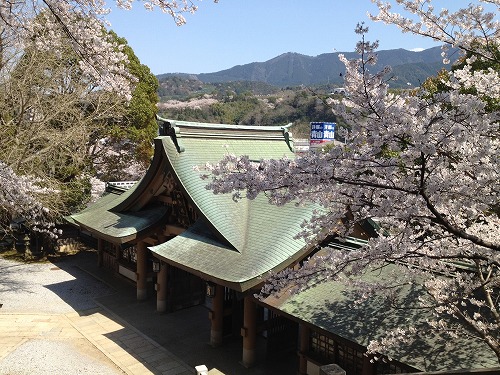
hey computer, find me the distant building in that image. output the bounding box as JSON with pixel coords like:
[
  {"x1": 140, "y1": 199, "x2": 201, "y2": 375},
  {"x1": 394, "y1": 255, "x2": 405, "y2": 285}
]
[
  {"x1": 293, "y1": 138, "x2": 310, "y2": 153},
  {"x1": 331, "y1": 87, "x2": 347, "y2": 95}
]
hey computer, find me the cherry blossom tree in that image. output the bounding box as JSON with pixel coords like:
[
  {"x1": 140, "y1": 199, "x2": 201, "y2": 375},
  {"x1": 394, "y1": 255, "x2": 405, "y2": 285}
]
[
  {"x1": 204, "y1": 0, "x2": 500, "y2": 364},
  {"x1": 0, "y1": 1, "x2": 215, "y2": 100},
  {"x1": 0, "y1": 0, "x2": 215, "y2": 240},
  {"x1": 0, "y1": 162, "x2": 58, "y2": 241},
  {"x1": 0, "y1": 32, "x2": 129, "y2": 217}
]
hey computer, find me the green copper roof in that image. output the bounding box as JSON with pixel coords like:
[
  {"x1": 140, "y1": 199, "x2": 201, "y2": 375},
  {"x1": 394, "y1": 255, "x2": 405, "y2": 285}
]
[
  {"x1": 71, "y1": 118, "x2": 319, "y2": 289},
  {"x1": 70, "y1": 185, "x2": 168, "y2": 243},
  {"x1": 149, "y1": 119, "x2": 317, "y2": 291},
  {"x1": 265, "y1": 261, "x2": 498, "y2": 372}
]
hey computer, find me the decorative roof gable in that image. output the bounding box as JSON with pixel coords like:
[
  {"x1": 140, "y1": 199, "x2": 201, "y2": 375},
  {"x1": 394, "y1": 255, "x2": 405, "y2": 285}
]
[{"x1": 71, "y1": 118, "x2": 319, "y2": 290}]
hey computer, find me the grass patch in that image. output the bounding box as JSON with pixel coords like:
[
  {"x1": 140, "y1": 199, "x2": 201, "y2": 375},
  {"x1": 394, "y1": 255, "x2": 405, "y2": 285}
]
[
  {"x1": 0, "y1": 247, "x2": 27, "y2": 262},
  {"x1": 1, "y1": 238, "x2": 94, "y2": 263}
]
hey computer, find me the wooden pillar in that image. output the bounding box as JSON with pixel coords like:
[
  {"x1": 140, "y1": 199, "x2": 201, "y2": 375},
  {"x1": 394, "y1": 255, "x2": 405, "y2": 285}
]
[
  {"x1": 209, "y1": 284, "x2": 224, "y2": 347},
  {"x1": 97, "y1": 238, "x2": 103, "y2": 268},
  {"x1": 136, "y1": 241, "x2": 148, "y2": 300},
  {"x1": 156, "y1": 232, "x2": 169, "y2": 311},
  {"x1": 298, "y1": 324, "x2": 310, "y2": 375},
  {"x1": 241, "y1": 296, "x2": 257, "y2": 368},
  {"x1": 156, "y1": 261, "x2": 168, "y2": 312},
  {"x1": 114, "y1": 244, "x2": 120, "y2": 273}
]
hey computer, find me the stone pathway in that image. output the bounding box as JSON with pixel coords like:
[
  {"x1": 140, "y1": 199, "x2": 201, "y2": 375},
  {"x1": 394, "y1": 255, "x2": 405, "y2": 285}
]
[
  {"x1": 0, "y1": 255, "x2": 209, "y2": 375},
  {"x1": 1, "y1": 250, "x2": 288, "y2": 375},
  {"x1": 0, "y1": 310, "x2": 195, "y2": 375}
]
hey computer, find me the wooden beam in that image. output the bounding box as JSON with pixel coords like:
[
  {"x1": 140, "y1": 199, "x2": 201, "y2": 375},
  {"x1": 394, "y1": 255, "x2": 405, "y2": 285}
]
[
  {"x1": 142, "y1": 237, "x2": 158, "y2": 245},
  {"x1": 156, "y1": 195, "x2": 173, "y2": 204},
  {"x1": 164, "y1": 225, "x2": 185, "y2": 236}
]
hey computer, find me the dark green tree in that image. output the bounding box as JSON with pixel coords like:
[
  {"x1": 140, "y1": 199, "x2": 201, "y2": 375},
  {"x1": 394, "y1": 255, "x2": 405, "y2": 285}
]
[
  {"x1": 97, "y1": 32, "x2": 159, "y2": 180},
  {"x1": 110, "y1": 31, "x2": 159, "y2": 166}
]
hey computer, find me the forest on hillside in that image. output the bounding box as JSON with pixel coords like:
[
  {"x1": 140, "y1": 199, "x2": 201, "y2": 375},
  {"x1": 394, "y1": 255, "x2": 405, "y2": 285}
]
[{"x1": 156, "y1": 76, "x2": 344, "y2": 138}]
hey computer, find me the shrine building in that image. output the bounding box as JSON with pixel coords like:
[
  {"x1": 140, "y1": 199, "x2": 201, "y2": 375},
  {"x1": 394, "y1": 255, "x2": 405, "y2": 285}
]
[{"x1": 69, "y1": 118, "x2": 498, "y2": 375}]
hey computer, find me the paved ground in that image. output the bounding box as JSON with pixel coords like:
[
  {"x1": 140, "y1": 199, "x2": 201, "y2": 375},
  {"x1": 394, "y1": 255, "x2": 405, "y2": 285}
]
[{"x1": 0, "y1": 250, "x2": 296, "y2": 375}]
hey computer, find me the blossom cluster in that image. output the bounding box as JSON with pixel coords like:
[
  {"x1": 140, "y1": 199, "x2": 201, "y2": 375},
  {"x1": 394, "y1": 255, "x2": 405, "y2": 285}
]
[
  {"x1": 0, "y1": 0, "x2": 215, "y2": 241},
  {"x1": 0, "y1": 1, "x2": 214, "y2": 99},
  {"x1": 205, "y1": 0, "x2": 500, "y2": 364},
  {"x1": 0, "y1": 162, "x2": 58, "y2": 238}
]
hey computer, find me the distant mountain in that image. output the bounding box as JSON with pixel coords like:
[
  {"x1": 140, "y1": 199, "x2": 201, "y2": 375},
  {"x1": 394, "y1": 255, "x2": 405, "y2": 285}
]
[{"x1": 159, "y1": 46, "x2": 458, "y2": 88}]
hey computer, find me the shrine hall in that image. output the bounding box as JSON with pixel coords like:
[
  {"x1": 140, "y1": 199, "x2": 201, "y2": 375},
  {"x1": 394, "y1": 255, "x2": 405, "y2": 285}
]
[{"x1": 69, "y1": 118, "x2": 498, "y2": 375}]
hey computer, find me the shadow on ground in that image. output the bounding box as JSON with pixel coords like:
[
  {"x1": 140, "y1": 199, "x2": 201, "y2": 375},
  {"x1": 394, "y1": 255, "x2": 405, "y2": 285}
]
[{"x1": 47, "y1": 249, "x2": 297, "y2": 375}]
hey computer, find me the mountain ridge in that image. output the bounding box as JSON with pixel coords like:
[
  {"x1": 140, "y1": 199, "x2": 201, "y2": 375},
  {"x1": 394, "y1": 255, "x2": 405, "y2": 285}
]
[{"x1": 157, "y1": 46, "x2": 458, "y2": 88}]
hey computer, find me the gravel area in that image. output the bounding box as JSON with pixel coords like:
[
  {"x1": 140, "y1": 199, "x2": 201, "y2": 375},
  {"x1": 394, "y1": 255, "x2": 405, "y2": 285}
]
[
  {"x1": 0, "y1": 255, "x2": 115, "y2": 314},
  {"x1": 0, "y1": 254, "x2": 124, "y2": 375},
  {"x1": 0, "y1": 339, "x2": 123, "y2": 375}
]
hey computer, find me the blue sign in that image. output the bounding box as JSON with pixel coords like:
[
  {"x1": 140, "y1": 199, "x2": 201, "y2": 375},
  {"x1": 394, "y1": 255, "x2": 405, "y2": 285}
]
[{"x1": 310, "y1": 122, "x2": 336, "y2": 146}]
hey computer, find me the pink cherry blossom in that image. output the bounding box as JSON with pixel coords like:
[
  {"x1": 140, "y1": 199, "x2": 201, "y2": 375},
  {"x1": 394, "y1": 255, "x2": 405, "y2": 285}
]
[{"x1": 205, "y1": 0, "x2": 500, "y2": 362}]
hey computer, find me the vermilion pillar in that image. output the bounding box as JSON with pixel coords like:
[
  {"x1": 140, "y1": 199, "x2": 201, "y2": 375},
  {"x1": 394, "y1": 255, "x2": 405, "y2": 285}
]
[
  {"x1": 242, "y1": 296, "x2": 257, "y2": 367},
  {"x1": 210, "y1": 284, "x2": 224, "y2": 347},
  {"x1": 136, "y1": 241, "x2": 148, "y2": 300}
]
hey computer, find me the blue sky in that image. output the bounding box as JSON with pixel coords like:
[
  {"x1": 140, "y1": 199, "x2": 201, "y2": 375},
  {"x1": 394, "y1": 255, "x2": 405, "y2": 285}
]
[{"x1": 106, "y1": 0, "x2": 476, "y2": 75}]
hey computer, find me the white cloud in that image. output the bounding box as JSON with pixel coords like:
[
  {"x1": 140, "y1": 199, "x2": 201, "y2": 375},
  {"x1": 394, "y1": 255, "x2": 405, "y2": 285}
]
[{"x1": 410, "y1": 47, "x2": 425, "y2": 52}]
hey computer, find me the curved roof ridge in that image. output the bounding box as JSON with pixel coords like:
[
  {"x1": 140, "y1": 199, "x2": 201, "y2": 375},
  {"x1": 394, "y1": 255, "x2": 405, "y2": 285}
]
[
  {"x1": 158, "y1": 117, "x2": 294, "y2": 154},
  {"x1": 158, "y1": 123, "x2": 316, "y2": 257},
  {"x1": 159, "y1": 116, "x2": 292, "y2": 133}
]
